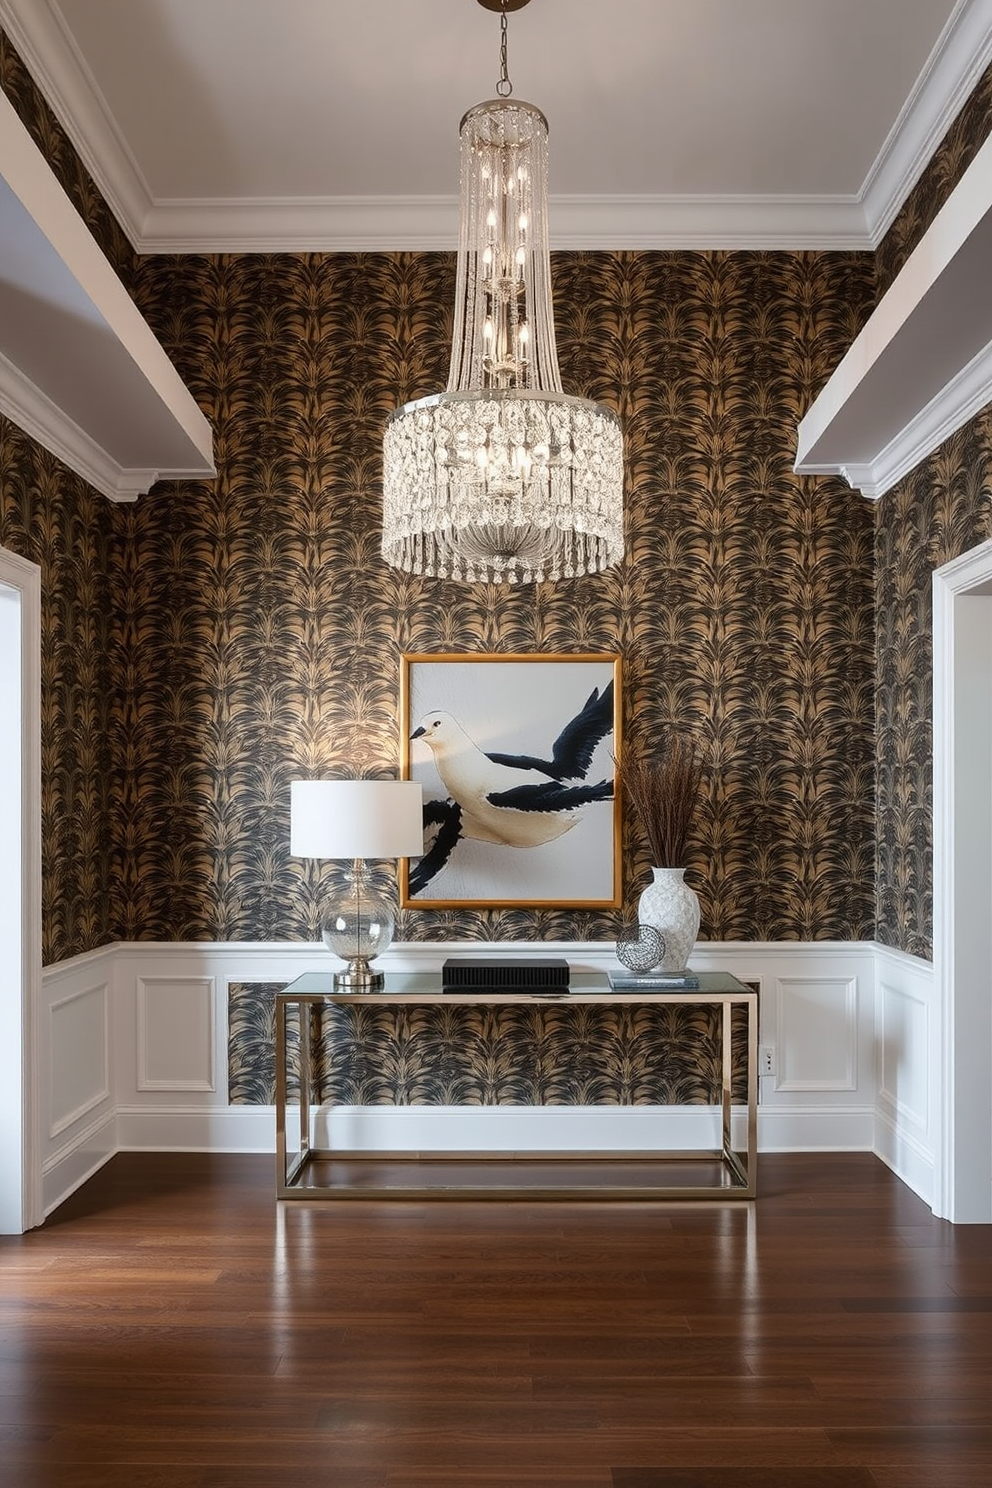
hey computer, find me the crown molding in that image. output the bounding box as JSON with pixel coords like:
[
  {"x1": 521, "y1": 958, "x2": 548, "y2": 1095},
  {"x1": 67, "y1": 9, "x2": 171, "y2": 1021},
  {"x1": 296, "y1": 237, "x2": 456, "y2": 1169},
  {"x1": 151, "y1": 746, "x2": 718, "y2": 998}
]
[
  {"x1": 0, "y1": 85, "x2": 214, "y2": 500},
  {"x1": 0, "y1": 0, "x2": 153, "y2": 245},
  {"x1": 2, "y1": 0, "x2": 989, "y2": 253},
  {"x1": 136, "y1": 191, "x2": 874, "y2": 254},
  {"x1": 0, "y1": 352, "x2": 199, "y2": 501},
  {"x1": 799, "y1": 340, "x2": 992, "y2": 501},
  {"x1": 795, "y1": 128, "x2": 992, "y2": 501},
  {"x1": 860, "y1": 0, "x2": 992, "y2": 247}
]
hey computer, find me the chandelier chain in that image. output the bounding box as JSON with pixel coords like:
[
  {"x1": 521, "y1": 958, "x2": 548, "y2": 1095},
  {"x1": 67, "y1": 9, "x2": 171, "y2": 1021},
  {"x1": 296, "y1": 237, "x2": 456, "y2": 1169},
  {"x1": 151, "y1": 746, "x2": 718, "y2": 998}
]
[{"x1": 496, "y1": 2, "x2": 512, "y2": 97}]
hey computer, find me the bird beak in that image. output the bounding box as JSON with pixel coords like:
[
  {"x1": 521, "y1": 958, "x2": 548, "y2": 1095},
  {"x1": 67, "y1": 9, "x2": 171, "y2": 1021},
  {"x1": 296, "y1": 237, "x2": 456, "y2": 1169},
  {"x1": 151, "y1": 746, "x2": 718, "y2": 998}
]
[{"x1": 410, "y1": 726, "x2": 425, "y2": 740}]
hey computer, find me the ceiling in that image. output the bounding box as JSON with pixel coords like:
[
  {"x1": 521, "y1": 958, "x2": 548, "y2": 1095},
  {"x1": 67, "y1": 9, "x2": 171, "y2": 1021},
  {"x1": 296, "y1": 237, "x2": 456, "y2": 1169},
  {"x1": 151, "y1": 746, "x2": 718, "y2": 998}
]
[{"x1": 2, "y1": 0, "x2": 991, "y2": 252}]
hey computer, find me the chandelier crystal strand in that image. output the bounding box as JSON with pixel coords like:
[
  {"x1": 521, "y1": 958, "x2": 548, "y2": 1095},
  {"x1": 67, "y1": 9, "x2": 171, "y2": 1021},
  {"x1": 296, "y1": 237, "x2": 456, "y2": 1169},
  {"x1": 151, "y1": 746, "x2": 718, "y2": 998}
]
[{"x1": 382, "y1": 5, "x2": 624, "y2": 584}]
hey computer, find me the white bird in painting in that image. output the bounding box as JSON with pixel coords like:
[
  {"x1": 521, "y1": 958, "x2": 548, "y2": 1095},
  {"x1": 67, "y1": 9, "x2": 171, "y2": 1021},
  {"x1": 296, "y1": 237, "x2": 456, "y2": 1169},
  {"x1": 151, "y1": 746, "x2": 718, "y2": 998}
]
[{"x1": 408, "y1": 683, "x2": 614, "y2": 894}]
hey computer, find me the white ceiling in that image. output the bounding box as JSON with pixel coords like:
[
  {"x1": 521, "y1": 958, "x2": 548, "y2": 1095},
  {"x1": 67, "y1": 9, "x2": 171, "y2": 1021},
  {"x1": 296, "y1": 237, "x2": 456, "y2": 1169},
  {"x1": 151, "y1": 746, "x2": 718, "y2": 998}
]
[{"x1": 1, "y1": 0, "x2": 992, "y2": 250}]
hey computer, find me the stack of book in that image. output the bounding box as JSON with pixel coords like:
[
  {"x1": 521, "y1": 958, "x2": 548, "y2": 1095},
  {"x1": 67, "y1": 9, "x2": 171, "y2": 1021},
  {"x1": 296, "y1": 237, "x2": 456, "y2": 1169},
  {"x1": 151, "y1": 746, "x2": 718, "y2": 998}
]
[{"x1": 607, "y1": 968, "x2": 700, "y2": 990}]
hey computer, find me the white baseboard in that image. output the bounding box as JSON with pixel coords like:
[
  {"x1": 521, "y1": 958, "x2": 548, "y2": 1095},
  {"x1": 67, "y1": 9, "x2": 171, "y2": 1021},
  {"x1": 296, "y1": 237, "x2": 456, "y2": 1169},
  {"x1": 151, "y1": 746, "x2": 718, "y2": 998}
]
[
  {"x1": 113, "y1": 1100, "x2": 871, "y2": 1157},
  {"x1": 757, "y1": 1104, "x2": 875, "y2": 1152},
  {"x1": 115, "y1": 1103, "x2": 275, "y2": 1153},
  {"x1": 873, "y1": 1106, "x2": 936, "y2": 1206},
  {"x1": 41, "y1": 1109, "x2": 116, "y2": 1218}
]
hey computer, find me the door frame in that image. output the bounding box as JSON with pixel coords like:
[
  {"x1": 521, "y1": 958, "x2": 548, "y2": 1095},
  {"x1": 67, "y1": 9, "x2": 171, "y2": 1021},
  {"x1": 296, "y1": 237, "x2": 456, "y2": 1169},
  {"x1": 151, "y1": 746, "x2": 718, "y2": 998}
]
[
  {"x1": 933, "y1": 538, "x2": 992, "y2": 1223},
  {"x1": 0, "y1": 544, "x2": 42, "y2": 1233}
]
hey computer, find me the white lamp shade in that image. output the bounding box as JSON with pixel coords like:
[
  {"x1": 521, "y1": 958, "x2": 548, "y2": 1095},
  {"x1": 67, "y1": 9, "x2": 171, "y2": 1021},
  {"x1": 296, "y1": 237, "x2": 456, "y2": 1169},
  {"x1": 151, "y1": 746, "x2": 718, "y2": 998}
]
[{"x1": 290, "y1": 780, "x2": 424, "y2": 859}]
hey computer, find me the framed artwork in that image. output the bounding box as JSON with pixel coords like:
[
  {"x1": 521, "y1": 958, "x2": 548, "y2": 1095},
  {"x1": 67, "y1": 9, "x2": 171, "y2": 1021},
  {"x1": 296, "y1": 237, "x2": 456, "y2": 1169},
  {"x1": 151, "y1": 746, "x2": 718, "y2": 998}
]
[{"x1": 400, "y1": 652, "x2": 621, "y2": 909}]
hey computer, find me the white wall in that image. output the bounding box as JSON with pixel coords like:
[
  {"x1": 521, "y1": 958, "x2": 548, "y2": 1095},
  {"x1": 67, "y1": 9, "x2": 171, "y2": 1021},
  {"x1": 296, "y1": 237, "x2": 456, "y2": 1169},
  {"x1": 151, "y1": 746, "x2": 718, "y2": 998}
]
[{"x1": 34, "y1": 936, "x2": 930, "y2": 1220}]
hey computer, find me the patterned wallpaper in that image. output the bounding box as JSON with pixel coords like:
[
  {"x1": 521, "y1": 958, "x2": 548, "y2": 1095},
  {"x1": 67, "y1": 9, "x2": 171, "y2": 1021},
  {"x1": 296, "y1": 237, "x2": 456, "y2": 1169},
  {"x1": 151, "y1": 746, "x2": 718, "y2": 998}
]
[
  {"x1": 227, "y1": 982, "x2": 750, "y2": 1108},
  {"x1": 873, "y1": 418, "x2": 992, "y2": 958},
  {"x1": 0, "y1": 420, "x2": 120, "y2": 963},
  {"x1": 119, "y1": 248, "x2": 878, "y2": 948}
]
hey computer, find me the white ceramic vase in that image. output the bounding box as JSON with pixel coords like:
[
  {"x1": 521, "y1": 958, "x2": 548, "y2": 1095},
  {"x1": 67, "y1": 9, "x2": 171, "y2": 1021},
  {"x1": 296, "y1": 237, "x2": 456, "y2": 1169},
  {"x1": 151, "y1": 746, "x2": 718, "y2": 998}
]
[{"x1": 637, "y1": 866, "x2": 700, "y2": 974}]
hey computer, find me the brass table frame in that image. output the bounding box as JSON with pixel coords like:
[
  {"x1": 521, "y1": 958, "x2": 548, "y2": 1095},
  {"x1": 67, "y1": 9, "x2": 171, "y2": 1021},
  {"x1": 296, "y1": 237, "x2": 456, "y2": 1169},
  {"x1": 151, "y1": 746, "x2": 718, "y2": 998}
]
[{"x1": 275, "y1": 971, "x2": 758, "y2": 1200}]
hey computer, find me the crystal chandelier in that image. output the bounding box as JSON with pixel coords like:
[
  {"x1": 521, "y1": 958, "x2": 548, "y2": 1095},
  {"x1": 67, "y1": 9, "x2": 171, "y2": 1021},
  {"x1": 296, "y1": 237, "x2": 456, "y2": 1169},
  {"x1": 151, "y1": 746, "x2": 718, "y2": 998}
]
[{"x1": 382, "y1": 0, "x2": 624, "y2": 584}]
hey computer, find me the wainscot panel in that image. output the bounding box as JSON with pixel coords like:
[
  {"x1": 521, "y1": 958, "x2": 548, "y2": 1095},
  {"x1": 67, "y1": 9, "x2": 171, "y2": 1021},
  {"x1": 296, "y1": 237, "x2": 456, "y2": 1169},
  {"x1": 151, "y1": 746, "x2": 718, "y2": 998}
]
[
  {"x1": 873, "y1": 943, "x2": 936, "y2": 1206},
  {"x1": 39, "y1": 946, "x2": 118, "y2": 1217},
  {"x1": 37, "y1": 939, "x2": 891, "y2": 1219}
]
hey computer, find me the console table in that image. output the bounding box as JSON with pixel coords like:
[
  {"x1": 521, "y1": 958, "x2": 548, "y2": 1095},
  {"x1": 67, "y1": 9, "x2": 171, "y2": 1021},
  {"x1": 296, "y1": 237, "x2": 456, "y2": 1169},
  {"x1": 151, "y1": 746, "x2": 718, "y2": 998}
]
[{"x1": 275, "y1": 970, "x2": 757, "y2": 1200}]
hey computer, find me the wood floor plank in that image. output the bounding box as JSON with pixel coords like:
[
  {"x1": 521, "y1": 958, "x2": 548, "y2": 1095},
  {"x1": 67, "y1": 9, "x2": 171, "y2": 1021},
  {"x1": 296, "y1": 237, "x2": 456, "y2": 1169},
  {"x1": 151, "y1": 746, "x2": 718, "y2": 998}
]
[
  {"x1": 867, "y1": 1468, "x2": 992, "y2": 1488},
  {"x1": 0, "y1": 1153, "x2": 988, "y2": 1485},
  {"x1": 612, "y1": 1471, "x2": 877, "y2": 1486},
  {"x1": 387, "y1": 1477, "x2": 612, "y2": 1487}
]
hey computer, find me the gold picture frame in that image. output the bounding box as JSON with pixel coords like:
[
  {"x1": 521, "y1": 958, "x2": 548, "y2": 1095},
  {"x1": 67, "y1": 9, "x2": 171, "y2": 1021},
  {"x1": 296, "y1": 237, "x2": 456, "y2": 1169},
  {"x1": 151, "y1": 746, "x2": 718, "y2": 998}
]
[{"x1": 400, "y1": 652, "x2": 621, "y2": 909}]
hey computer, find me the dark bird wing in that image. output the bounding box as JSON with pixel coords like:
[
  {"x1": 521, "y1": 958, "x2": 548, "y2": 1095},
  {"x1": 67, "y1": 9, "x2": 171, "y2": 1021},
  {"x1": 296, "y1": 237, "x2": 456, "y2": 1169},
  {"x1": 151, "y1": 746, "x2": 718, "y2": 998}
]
[
  {"x1": 486, "y1": 778, "x2": 614, "y2": 813},
  {"x1": 485, "y1": 681, "x2": 615, "y2": 781},
  {"x1": 407, "y1": 798, "x2": 462, "y2": 896}
]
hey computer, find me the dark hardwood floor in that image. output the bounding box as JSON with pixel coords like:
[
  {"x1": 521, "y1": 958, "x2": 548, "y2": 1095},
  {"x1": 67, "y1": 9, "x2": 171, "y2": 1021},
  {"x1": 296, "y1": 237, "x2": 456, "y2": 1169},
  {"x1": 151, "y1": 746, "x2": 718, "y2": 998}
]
[{"x1": 0, "y1": 1152, "x2": 990, "y2": 1487}]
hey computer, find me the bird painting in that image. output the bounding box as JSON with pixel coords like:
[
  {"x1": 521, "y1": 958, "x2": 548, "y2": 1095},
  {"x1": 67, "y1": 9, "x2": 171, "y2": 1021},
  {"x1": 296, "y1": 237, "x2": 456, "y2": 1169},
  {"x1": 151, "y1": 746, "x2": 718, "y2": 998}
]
[{"x1": 408, "y1": 679, "x2": 615, "y2": 898}]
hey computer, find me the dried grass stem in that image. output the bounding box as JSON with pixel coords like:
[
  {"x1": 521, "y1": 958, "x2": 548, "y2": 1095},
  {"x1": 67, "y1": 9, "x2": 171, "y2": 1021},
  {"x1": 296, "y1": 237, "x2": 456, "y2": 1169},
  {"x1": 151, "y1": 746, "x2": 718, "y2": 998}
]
[{"x1": 618, "y1": 737, "x2": 702, "y2": 868}]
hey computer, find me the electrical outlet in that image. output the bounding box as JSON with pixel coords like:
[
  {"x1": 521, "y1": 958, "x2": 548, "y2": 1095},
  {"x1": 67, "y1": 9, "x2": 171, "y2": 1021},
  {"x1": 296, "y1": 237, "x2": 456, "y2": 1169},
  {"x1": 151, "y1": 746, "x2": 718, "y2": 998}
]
[{"x1": 759, "y1": 1045, "x2": 776, "y2": 1076}]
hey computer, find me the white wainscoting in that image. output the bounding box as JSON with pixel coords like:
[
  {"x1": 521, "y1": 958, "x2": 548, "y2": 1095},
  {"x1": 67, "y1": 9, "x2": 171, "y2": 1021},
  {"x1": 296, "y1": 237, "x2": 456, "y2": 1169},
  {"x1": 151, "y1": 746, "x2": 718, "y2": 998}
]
[
  {"x1": 39, "y1": 946, "x2": 118, "y2": 1216},
  {"x1": 873, "y1": 942, "x2": 937, "y2": 1206},
  {"x1": 36, "y1": 938, "x2": 935, "y2": 1217}
]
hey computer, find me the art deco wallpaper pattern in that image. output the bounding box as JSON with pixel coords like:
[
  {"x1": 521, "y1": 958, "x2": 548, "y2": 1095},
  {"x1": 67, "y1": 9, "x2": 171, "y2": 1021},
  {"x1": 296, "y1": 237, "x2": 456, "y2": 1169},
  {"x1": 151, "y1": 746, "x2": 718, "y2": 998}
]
[
  {"x1": 121, "y1": 247, "x2": 879, "y2": 950},
  {"x1": 227, "y1": 981, "x2": 749, "y2": 1108},
  {"x1": 0, "y1": 418, "x2": 120, "y2": 963},
  {"x1": 873, "y1": 416, "x2": 992, "y2": 958}
]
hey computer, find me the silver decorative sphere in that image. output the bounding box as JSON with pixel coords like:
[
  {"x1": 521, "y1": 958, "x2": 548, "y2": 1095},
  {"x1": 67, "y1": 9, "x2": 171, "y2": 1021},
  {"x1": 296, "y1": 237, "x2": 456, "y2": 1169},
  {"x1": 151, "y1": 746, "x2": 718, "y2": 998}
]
[{"x1": 615, "y1": 923, "x2": 665, "y2": 974}]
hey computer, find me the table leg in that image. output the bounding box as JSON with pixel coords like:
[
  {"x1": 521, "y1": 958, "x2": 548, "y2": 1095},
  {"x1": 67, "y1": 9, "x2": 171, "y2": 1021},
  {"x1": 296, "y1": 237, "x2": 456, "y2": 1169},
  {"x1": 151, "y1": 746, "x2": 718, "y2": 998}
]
[
  {"x1": 299, "y1": 997, "x2": 313, "y2": 1167},
  {"x1": 721, "y1": 996, "x2": 733, "y2": 1159},
  {"x1": 746, "y1": 991, "x2": 758, "y2": 1192},
  {"x1": 275, "y1": 995, "x2": 287, "y2": 1189}
]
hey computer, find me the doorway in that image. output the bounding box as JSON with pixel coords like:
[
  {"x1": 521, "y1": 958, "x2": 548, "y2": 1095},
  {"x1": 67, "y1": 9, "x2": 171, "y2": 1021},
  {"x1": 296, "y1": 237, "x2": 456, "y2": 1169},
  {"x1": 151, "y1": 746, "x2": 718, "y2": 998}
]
[
  {"x1": 0, "y1": 545, "x2": 42, "y2": 1233},
  {"x1": 933, "y1": 539, "x2": 992, "y2": 1223}
]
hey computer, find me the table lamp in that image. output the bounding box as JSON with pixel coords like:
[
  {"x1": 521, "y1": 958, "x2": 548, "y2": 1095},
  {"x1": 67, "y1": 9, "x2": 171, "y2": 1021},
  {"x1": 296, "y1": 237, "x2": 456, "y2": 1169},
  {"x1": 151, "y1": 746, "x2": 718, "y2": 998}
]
[{"x1": 290, "y1": 779, "x2": 424, "y2": 991}]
